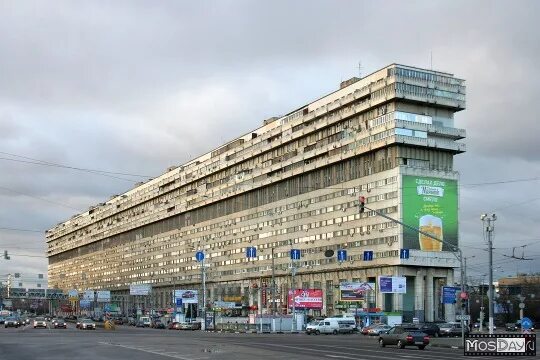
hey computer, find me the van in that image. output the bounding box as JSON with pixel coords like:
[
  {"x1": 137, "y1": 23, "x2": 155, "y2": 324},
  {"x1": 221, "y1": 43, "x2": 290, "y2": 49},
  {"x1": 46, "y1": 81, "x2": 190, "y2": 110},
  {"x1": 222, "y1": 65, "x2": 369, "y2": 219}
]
[
  {"x1": 139, "y1": 316, "x2": 151, "y2": 327},
  {"x1": 317, "y1": 319, "x2": 340, "y2": 334}
]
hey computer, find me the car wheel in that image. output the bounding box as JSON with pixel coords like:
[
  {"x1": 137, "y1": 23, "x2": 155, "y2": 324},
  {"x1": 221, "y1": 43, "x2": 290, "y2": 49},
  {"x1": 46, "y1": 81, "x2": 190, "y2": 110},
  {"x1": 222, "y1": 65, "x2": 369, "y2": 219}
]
[
  {"x1": 333, "y1": 330, "x2": 338, "y2": 335},
  {"x1": 397, "y1": 340, "x2": 405, "y2": 349},
  {"x1": 306, "y1": 332, "x2": 311, "y2": 335},
  {"x1": 418, "y1": 345, "x2": 426, "y2": 350},
  {"x1": 315, "y1": 330, "x2": 320, "y2": 335},
  {"x1": 379, "y1": 338, "x2": 386, "y2": 347}
]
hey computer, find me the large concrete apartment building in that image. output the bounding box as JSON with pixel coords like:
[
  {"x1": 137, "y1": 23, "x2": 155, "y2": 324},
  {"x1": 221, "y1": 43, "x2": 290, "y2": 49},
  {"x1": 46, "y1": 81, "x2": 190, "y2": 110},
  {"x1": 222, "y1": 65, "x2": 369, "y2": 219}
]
[{"x1": 47, "y1": 64, "x2": 466, "y2": 322}]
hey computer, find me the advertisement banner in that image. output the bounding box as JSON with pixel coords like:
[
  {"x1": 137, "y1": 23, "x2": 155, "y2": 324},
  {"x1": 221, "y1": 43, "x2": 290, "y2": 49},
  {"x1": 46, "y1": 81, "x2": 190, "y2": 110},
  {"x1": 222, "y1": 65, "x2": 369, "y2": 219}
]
[
  {"x1": 378, "y1": 276, "x2": 407, "y2": 293},
  {"x1": 339, "y1": 282, "x2": 375, "y2": 301},
  {"x1": 441, "y1": 286, "x2": 459, "y2": 304},
  {"x1": 174, "y1": 290, "x2": 198, "y2": 304},
  {"x1": 402, "y1": 176, "x2": 458, "y2": 251},
  {"x1": 130, "y1": 284, "x2": 151, "y2": 296},
  {"x1": 287, "y1": 289, "x2": 323, "y2": 309},
  {"x1": 83, "y1": 290, "x2": 94, "y2": 300},
  {"x1": 80, "y1": 299, "x2": 91, "y2": 309},
  {"x1": 96, "y1": 290, "x2": 111, "y2": 302}
]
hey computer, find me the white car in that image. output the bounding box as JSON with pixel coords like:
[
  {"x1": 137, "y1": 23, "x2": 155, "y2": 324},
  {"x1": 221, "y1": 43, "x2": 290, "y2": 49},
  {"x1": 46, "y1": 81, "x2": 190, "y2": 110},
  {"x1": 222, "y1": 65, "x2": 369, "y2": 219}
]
[
  {"x1": 33, "y1": 317, "x2": 47, "y2": 329},
  {"x1": 79, "y1": 319, "x2": 96, "y2": 330}
]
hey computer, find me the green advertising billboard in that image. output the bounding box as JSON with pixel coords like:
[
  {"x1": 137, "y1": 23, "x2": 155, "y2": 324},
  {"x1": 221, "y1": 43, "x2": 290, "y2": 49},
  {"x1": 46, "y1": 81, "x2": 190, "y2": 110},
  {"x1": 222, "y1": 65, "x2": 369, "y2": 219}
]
[{"x1": 402, "y1": 176, "x2": 458, "y2": 251}]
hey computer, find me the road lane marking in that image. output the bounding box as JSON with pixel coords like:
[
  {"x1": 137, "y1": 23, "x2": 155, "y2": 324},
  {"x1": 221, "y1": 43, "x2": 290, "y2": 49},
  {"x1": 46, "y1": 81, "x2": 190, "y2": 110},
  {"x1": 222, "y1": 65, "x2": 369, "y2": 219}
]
[
  {"x1": 303, "y1": 343, "x2": 459, "y2": 360},
  {"x1": 238, "y1": 342, "x2": 458, "y2": 360},
  {"x1": 98, "y1": 342, "x2": 209, "y2": 360},
  {"x1": 325, "y1": 355, "x2": 357, "y2": 360}
]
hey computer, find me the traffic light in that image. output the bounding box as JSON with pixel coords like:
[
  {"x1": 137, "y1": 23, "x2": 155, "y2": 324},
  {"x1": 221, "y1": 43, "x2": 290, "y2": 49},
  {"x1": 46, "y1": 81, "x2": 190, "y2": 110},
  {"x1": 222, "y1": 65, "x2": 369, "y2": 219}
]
[
  {"x1": 461, "y1": 298, "x2": 468, "y2": 309},
  {"x1": 359, "y1": 196, "x2": 366, "y2": 213}
]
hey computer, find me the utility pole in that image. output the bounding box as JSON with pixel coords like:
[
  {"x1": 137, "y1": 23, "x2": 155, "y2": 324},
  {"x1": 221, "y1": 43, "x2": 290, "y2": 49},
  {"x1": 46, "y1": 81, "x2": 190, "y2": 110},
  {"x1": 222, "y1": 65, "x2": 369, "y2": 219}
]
[
  {"x1": 201, "y1": 257, "x2": 206, "y2": 331},
  {"x1": 361, "y1": 203, "x2": 467, "y2": 341},
  {"x1": 481, "y1": 214, "x2": 496, "y2": 335}
]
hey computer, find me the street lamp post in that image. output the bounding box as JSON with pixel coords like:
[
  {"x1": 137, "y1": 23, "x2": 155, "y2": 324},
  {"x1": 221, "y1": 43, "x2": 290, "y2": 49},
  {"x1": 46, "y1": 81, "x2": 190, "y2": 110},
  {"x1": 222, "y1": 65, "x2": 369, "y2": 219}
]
[
  {"x1": 481, "y1": 213, "x2": 496, "y2": 335},
  {"x1": 195, "y1": 250, "x2": 206, "y2": 331}
]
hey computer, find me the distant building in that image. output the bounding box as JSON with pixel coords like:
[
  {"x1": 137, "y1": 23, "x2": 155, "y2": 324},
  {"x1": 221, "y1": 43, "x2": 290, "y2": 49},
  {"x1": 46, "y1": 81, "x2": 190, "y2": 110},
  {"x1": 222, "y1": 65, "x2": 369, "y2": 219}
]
[{"x1": 47, "y1": 64, "x2": 466, "y2": 322}]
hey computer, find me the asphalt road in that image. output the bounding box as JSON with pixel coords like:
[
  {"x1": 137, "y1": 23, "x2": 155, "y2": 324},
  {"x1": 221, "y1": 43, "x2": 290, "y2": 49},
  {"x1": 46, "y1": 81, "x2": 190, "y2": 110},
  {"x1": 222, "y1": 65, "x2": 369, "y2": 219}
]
[{"x1": 0, "y1": 323, "x2": 507, "y2": 360}]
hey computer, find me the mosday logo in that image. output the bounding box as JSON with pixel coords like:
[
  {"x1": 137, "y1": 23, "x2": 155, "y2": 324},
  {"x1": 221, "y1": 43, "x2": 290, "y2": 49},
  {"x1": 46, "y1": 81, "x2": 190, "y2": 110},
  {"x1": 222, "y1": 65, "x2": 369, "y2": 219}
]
[{"x1": 465, "y1": 334, "x2": 536, "y2": 356}]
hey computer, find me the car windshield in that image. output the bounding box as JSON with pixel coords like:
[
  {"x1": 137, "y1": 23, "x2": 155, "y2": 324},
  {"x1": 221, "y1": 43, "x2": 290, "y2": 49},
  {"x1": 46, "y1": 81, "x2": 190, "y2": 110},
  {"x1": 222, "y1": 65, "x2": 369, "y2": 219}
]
[
  {"x1": 35, "y1": 317, "x2": 45, "y2": 321},
  {"x1": 82, "y1": 319, "x2": 93, "y2": 323}
]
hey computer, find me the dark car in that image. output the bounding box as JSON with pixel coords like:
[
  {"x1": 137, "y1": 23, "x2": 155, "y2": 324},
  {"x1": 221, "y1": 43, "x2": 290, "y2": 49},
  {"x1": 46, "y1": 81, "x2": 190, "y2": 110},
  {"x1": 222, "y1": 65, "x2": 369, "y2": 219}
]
[
  {"x1": 135, "y1": 321, "x2": 145, "y2": 328},
  {"x1": 152, "y1": 320, "x2": 166, "y2": 329},
  {"x1": 52, "y1": 318, "x2": 67, "y2": 329},
  {"x1": 506, "y1": 323, "x2": 518, "y2": 331},
  {"x1": 168, "y1": 321, "x2": 181, "y2": 330},
  {"x1": 439, "y1": 322, "x2": 468, "y2": 337},
  {"x1": 4, "y1": 317, "x2": 20, "y2": 328},
  {"x1": 379, "y1": 326, "x2": 430, "y2": 350},
  {"x1": 411, "y1": 323, "x2": 440, "y2": 337}
]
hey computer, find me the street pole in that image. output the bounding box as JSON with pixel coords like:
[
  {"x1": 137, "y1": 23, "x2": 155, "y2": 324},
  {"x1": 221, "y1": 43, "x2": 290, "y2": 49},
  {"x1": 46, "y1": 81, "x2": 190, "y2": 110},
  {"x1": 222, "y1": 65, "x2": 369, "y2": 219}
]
[
  {"x1": 291, "y1": 264, "x2": 296, "y2": 333},
  {"x1": 271, "y1": 247, "x2": 276, "y2": 316},
  {"x1": 201, "y1": 258, "x2": 206, "y2": 331},
  {"x1": 481, "y1": 214, "x2": 496, "y2": 335},
  {"x1": 362, "y1": 204, "x2": 466, "y2": 341}
]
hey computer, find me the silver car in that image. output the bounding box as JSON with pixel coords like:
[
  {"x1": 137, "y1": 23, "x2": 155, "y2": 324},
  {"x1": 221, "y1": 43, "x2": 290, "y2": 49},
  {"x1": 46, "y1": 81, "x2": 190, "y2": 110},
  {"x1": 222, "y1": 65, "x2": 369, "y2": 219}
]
[
  {"x1": 33, "y1": 317, "x2": 47, "y2": 329},
  {"x1": 79, "y1": 318, "x2": 96, "y2": 330}
]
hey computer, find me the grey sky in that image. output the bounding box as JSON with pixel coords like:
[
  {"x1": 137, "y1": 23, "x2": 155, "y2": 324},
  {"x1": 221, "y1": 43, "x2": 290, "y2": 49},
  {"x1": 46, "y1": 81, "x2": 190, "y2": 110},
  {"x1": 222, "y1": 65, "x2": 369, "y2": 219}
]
[{"x1": 1, "y1": 0, "x2": 539, "y2": 287}]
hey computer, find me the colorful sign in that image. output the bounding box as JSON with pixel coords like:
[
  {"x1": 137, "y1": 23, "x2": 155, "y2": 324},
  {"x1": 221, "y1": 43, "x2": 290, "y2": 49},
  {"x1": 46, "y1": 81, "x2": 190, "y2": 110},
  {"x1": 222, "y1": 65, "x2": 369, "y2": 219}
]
[
  {"x1": 174, "y1": 290, "x2": 198, "y2": 304},
  {"x1": 402, "y1": 176, "x2": 458, "y2": 251},
  {"x1": 339, "y1": 282, "x2": 375, "y2": 301},
  {"x1": 130, "y1": 284, "x2": 152, "y2": 295},
  {"x1": 80, "y1": 300, "x2": 91, "y2": 309},
  {"x1": 68, "y1": 289, "x2": 79, "y2": 301},
  {"x1": 287, "y1": 289, "x2": 323, "y2": 309},
  {"x1": 378, "y1": 276, "x2": 407, "y2": 293}
]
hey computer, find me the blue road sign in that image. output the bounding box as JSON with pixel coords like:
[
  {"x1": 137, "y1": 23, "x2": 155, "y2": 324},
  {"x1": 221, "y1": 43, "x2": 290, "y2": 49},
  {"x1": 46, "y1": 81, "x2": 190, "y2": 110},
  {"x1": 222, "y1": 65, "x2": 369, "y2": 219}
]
[
  {"x1": 337, "y1": 249, "x2": 347, "y2": 262},
  {"x1": 521, "y1": 317, "x2": 533, "y2": 330},
  {"x1": 290, "y1": 249, "x2": 301, "y2": 260},
  {"x1": 176, "y1": 298, "x2": 183, "y2": 307},
  {"x1": 195, "y1": 251, "x2": 205, "y2": 262},
  {"x1": 363, "y1": 251, "x2": 374, "y2": 261},
  {"x1": 246, "y1": 247, "x2": 257, "y2": 258},
  {"x1": 400, "y1": 248, "x2": 410, "y2": 259},
  {"x1": 441, "y1": 286, "x2": 459, "y2": 304}
]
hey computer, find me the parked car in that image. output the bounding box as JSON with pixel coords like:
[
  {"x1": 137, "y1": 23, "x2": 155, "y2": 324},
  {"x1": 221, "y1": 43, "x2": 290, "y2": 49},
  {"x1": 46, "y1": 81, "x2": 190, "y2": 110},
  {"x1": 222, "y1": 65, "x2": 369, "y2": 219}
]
[
  {"x1": 367, "y1": 324, "x2": 392, "y2": 336},
  {"x1": 4, "y1": 317, "x2": 20, "y2": 328},
  {"x1": 168, "y1": 321, "x2": 181, "y2": 330},
  {"x1": 139, "y1": 316, "x2": 152, "y2": 327},
  {"x1": 379, "y1": 325, "x2": 430, "y2": 350},
  {"x1": 439, "y1": 322, "x2": 468, "y2": 337},
  {"x1": 135, "y1": 321, "x2": 145, "y2": 328},
  {"x1": 179, "y1": 321, "x2": 201, "y2": 330},
  {"x1": 52, "y1": 318, "x2": 67, "y2": 329},
  {"x1": 79, "y1": 319, "x2": 96, "y2": 330},
  {"x1": 0, "y1": 316, "x2": 5, "y2": 324},
  {"x1": 33, "y1": 317, "x2": 48, "y2": 329}
]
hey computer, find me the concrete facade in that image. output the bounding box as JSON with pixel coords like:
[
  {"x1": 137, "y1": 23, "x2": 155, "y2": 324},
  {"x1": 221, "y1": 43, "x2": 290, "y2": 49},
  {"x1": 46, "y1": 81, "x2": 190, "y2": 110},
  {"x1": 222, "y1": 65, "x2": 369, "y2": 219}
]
[{"x1": 46, "y1": 64, "x2": 466, "y2": 321}]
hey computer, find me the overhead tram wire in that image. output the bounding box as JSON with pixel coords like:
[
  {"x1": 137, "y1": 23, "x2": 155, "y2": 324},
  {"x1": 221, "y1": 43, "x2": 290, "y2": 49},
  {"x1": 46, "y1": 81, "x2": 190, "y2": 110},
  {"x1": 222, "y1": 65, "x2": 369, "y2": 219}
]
[
  {"x1": 0, "y1": 185, "x2": 83, "y2": 212},
  {"x1": 0, "y1": 151, "x2": 153, "y2": 182}
]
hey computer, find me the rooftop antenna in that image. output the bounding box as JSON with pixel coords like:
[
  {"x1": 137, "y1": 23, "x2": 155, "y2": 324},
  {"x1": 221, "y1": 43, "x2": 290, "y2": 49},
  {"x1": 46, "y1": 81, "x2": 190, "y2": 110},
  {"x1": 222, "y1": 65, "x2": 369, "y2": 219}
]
[
  {"x1": 430, "y1": 51, "x2": 433, "y2": 70},
  {"x1": 358, "y1": 61, "x2": 363, "y2": 78}
]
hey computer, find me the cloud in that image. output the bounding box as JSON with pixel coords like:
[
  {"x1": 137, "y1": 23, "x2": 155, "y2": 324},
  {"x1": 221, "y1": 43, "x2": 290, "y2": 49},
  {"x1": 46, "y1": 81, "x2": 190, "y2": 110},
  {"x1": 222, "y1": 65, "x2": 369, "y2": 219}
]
[{"x1": 1, "y1": 0, "x2": 539, "y2": 284}]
